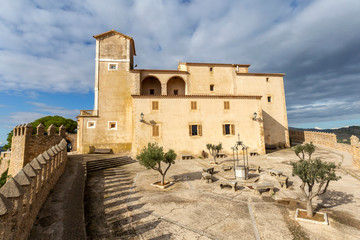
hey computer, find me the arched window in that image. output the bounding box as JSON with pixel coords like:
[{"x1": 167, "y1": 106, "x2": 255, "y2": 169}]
[
  {"x1": 167, "y1": 77, "x2": 186, "y2": 95},
  {"x1": 141, "y1": 77, "x2": 161, "y2": 95}
]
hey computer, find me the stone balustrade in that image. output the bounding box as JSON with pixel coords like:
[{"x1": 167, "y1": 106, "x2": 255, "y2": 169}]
[{"x1": 0, "y1": 139, "x2": 68, "y2": 240}]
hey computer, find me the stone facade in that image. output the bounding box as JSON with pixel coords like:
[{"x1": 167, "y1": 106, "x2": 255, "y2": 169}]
[
  {"x1": 77, "y1": 30, "x2": 290, "y2": 157},
  {"x1": 8, "y1": 124, "x2": 66, "y2": 177},
  {"x1": 0, "y1": 139, "x2": 68, "y2": 240}
]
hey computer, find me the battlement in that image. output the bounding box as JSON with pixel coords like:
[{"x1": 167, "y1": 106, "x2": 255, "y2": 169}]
[
  {"x1": 0, "y1": 139, "x2": 67, "y2": 240},
  {"x1": 8, "y1": 123, "x2": 67, "y2": 177},
  {"x1": 289, "y1": 129, "x2": 360, "y2": 168}
]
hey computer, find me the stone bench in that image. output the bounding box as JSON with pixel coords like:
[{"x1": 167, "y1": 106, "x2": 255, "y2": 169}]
[
  {"x1": 181, "y1": 155, "x2": 193, "y2": 160},
  {"x1": 248, "y1": 164, "x2": 261, "y2": 173},
  {"x1": 222, "y1": 165, "x2": 233, "y2": 171},
  {"x1": 219, "y1": 181, "x2": 238, "y2": 192},
  {"x1": 216, "y1": 153, "x2": 226, "y2": 158},
  {"x1": 93, "y1": 148, "x2": 113, "y2": 154},
  {"x1": 203, "y1": 167, "x2": 214, "y2": 174},
  {"x1": 202, "y1": 172, "x2": 212, "y2": 183},
  {"x1": 250, "y1": 151, "x2": 259, "y2": 156},
  {"x1": 252, "y1": 183, "x2": 274, "y2": 195},
  {"x1": 268, "y1": 169, "x2": 283, "y2": 177},
  {"x1": 277, "y1": 175, "x2": 288, "y2": 189}
]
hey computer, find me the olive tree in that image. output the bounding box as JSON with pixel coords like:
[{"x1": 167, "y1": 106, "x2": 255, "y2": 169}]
[
  {"x1": 137, "y1": 143, "x2": 177, "y2": 185},
  {"x1": 291, "y1": 143, "x2": 341, "y2": 217},
  {"x1": 206, "y1": 143, "x2": 223, "y2": 164}
]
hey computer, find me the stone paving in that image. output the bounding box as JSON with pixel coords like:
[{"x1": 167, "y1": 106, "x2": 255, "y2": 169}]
[{"x1": 84, "y1": 146, "x2": 360, "y2": 240}]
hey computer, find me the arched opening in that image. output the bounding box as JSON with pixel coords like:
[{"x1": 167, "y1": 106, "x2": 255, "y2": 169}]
[
  {"x1": 167, "y1": 77, "x2": 186, "y2": 95},
  {"x1": 141, "y1": 77, "x2": 162, "y2": 95}
]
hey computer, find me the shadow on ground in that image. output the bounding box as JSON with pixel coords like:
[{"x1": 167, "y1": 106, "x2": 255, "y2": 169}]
[{"x1": 85, "y1": 161, "x2": 157, "y2": 239}]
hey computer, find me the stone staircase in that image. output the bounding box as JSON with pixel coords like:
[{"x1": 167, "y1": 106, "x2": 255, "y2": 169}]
[{"x1": 85, "y1": 156, "x2": 136, "y2": 172}]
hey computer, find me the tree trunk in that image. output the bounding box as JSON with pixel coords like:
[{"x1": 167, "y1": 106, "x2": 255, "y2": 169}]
[
  {"x1": 161, "y1": 174, "x2": 165, "y2": 185},
  {"x1": 306, "y1": 198, "x2": 314, "y2": 217},
  {"x1": 213, "y1": 156, "x2": 217, "y2": 164}
]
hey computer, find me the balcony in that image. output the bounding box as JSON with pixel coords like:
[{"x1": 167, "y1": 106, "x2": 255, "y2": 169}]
[{"x1": 79, "y1": 110, "x2": 98, "y2": 117}]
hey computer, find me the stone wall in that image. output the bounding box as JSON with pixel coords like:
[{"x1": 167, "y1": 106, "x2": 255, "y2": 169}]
[
  {"x1": 0, "y1": 139, "x2": 67, "y2": 240},
  {"x1": 289, "y1": 129, "x2": 360, "y2": 168},
  {"x1": 8, "y1": 124, "x2": 66, "y2": 177},
  {"x1": 351, "y1": 136, "x2": 360, "y2": 168},
  {"x1": 0, "y1": 152, "x2": 11, "y2": 175},
  {"x1": 65, "y1": 133, "x2": 77, "y2": 151}
]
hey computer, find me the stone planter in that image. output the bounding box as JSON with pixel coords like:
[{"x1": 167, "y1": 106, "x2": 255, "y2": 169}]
[
  {"x1": 150, "y1": 181, "x2": 175, "y2": 189},
  {"x1": 295, "y1": 208, "x2": 329, "y2": 225}
]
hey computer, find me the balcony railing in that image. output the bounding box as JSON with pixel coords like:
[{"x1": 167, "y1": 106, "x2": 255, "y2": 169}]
[{"x1": 79, "y1": 110, "x2": 98, "y2": 116}]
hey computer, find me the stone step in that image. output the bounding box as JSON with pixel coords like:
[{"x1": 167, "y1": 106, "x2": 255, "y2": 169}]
[
  {"x1": 93, "y1": 149, "x2": 113, "y2": 154},
  {"x1": 86, "y1": 157, "x2": 136, "y2": 172}
]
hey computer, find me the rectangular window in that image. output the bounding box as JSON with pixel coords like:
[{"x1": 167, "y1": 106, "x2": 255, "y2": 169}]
[
  {"x1": 108, "y1": 121, "x2": 117, "y2": 130},
  {"x1": 223, "y1": 124, "x2": 235, "y2": 135},
  {"x1": 87, "y1": 121, "x2": 96, "y2": 128},
  {"x1": 190, "y1": 101, "x2": 197, "y2": 110},
  {"x1": 210, "y1": 84, "x2": 215, "y2": 91},
  {"x1": 108, "y1": 63, "x2": 118, "y2": 70},
  {"x1": 189, "y1": 124, "x2": 202, "y2": 136},
  {"x1": 152, "y1": 101, "x2": 159, "y2": 110},
  {"x1": 267, "y1": 96, "x2": 272, "y2": 102},
  {"x1": 152, "y1": 125, "x2": 160, "y2": 137},
  {"x1": 174, "y1": 89, "x2": 178, "y2": 95},
  {"x1": 224, "y1": 101, "x2": 230, "y2": 110},
  {"x1": 209, "y1": 67, "x2": 213, "y2": 72},
  {"x1": 149, "y1": 89, "x2": 155, "y2": 95}
]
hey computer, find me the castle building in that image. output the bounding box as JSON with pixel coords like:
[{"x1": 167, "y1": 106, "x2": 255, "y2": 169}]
[{"x1": 77, "y1": 30, "x2": 289, "y2": 157}]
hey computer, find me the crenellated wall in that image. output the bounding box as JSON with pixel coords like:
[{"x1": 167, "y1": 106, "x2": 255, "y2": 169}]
[
  {"x1": 8, "y1": 123, "x2": 66, "y2": 177},
  {"x1": 289, "y1": 129, "x2": 360, "y2": 168},
  {"x1": 0, "y1": 139, "x2": 68, "y2": 240}
]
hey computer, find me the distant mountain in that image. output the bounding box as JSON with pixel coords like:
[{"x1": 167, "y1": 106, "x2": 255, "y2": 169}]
[{"x1": 289, "y1": 126, "x2": 360, "y2": 144}]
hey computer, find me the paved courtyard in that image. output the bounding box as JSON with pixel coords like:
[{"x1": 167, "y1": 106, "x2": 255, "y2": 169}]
[{"x1": 84, "y1": 146, "x2": 360, "y2": 240}]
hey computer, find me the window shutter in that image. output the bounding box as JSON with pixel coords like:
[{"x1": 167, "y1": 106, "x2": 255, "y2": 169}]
[
  {"x1": 194, "y1": 102, "x2": 197, "y2": 110},
  {"x1": 198, "y1": 125, "x2": 202, "y2": 136},
  {"x1": 152, "y1": 101, "x2": 159, "y2": 110},
  {"x1": 155, "y1": 125, "x2": 159, "y2": 136},
  {"x1": 222, "y1": 124, "x2": 226, "y2": 135},
  {"x1": 189, "y1": 125, "x2": 192, "y2": 136},
  {"x1": 231, "y1": 124, "x2": 235, "y2": 135}
]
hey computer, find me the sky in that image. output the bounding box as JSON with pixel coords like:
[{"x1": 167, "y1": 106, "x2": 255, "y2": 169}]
[{"x1": 0, "y1": 0, "x2": 360, "y2": 145}]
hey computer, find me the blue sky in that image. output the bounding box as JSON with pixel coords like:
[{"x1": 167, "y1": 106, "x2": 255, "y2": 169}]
[{"x1": 0, "y1": 0, "x2": 360, "y2": 145}]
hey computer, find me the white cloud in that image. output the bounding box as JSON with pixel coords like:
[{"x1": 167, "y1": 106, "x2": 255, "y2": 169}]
[
  {"x1": 0, "y1": 0, "x2": 359, "y2": 127},
  {"x1": 27, "y1": 101, "x2": 79, "y2": 118}
]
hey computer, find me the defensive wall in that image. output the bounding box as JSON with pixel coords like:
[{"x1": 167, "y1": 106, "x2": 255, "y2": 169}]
[
  {"x1": 289, "y1": 129, "x2": 360, "y2": 167},
  {"x1": 0, "y1": 152, "x2": 11, "y2": 176},
  {"x1": 0, "y1": 137, "x2": 68, "y2": 240},
  {"x1": 8, "y1": 124, "x2": 66, "y2": 177}
]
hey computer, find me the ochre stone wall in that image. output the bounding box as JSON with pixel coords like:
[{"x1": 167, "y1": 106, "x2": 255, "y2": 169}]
[
  {"x1": 0, "y1": 139, "x2": 68, "y2": 240},
  {"x1": 132, "y1": 96, "x2": 265, "y2": 158}
]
